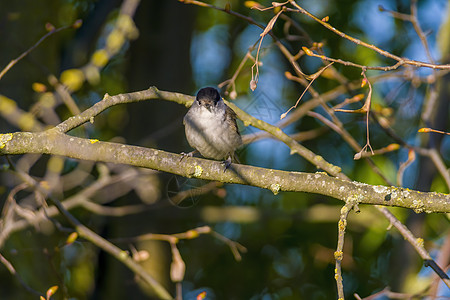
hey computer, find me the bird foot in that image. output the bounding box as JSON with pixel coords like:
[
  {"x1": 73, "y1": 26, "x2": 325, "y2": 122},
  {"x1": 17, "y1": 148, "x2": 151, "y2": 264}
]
[
  {"x1": 222, "y1": 157, "x2": 232, "y2": 172},
  {"x1": 180, "y1": 151, "x2": 196, "y2": 161}
]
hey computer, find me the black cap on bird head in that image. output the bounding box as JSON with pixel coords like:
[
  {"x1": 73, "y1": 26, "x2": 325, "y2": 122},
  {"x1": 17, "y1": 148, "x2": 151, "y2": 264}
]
[{"x1": 196, "y1": 87, "x2": 221, "y2": 108}]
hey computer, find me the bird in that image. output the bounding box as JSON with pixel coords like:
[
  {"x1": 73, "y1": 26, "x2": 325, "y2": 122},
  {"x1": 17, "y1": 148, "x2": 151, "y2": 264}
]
[{"x1": 183, "y1": 87, "x2": 242, "y2": 169}]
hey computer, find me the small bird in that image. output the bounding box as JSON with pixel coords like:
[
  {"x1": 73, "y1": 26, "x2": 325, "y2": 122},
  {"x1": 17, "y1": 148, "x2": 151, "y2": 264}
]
[{"x1": 183, "y1": 87, "x2": 242, "y2": 169}]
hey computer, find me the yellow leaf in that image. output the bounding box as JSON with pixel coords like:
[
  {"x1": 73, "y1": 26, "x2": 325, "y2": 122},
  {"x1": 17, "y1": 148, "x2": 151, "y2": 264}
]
[
  {"x1": 17, "y1": 112, "x2": 36, "y2": 131},
  {"x1": 72, "y1": 19, "x2": 83, "y2": 29},
  {"x1": 40, "y1": 181, "x2": 50, "y2": 190},
  {"x1": 418, "y1": 127, "x2": 431, "y2": 133},
  {"x1": 45, "y1": 23, "x2": 55, "y2": 32},
  {"x1": 185, "y1": 230, "x2": 199, "y2": 239},
  {"x1": 116, "y1": 15, "x2": 139, "y2": 39},
  {"x1": 196, "y1": 291, "x2": 207, "y2": 300},
  {"x1": 60, "y1": 69, "x2": 85, "y2": 92},
  {"x1": 302, "y1": 46, "x2": 313, "y2": 56},
  {"x1": 361, "y1": 78, "x2": 368, "y2": 87},
  {"x1": 39, "y1": 92, "x2": 56, "y2": 108},
  {"x1": 66, "y1": 232, "x2": 78, "y2": 245},
  {"x1": 0, "y1": 95, "x2": 18, "y2": 114},
  {"x1": 106, "y1": 29, "x2": 125, "y2": 54},
  {"x1": 46, "y1": 285, "x2": 58, "y2": 298},
  {"x1": 385, "y1": 143, "x2": 400, "y2": 151},
  {"x1": 32, "y1": 82, "x2": 47, "y2": 93},
  {"x1": 244, "y1": 1, "x2": 262, "y2": 9},
  {"x1": 91, "y1": 49, "x2": 109, "y2": 68},
  {"x1": 48, "y1": 156, "x2": 64, "y2": 173},
  {"x1": 353, "y1": 94, "x2": 365, "y2": 101}
]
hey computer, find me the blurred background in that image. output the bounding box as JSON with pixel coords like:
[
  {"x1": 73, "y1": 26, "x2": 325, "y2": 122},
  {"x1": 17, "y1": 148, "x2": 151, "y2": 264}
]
[{"x1": 0, "y1": 0, "x2": 449, "y2": 299}]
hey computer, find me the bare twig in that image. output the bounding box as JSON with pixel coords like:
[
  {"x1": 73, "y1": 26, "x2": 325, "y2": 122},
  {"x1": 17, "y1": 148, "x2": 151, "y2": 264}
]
[
  {"x1": 397, "y1": 149, "x2": 416, "y2": 187},
  {"x1": 377, "y1": 207, "x2": 450, "y2": 290},
  {"x1": 418, "y1": 127, "x2": 450, "y2": 135},
  {"x1": 0, "y1": 20, "x2": 81, "y2": 80},
  {"x1": 380, "y1": 1, "x2": 435, "y2": 65},
  {"x1": 48, "y1": 194, "x2": 173, "y2": 299},
  {"x1": 281, "y1": 62, "x2": 334, "y2": 119},
  {"x1": 0, "y1": 170, "x2": 173, "y2": 298},
  {"x1": 0, "y1": 252, "x2": 43, "y2": 297},
  {"x1": 113, "y1": 226, "x2": 247, "y2": 262},
  {"x1": 334, "y1": 202, "x2": 354, "y2": 299},
  {"x1": 218, "y1": 47, "x2": 256, "y2": 98},
  {"x1": 289, "y1": 0, "x2": 450, "y2": 70},
  {"x1": 340, "y1": 70, "x2": 374, "y2": 160}
]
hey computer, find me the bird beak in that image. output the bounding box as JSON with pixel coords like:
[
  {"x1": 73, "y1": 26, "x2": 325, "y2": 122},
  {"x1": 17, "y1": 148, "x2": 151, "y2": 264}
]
[{"x1": 201, "y1": 100, "x2": 215, "y2": 111}]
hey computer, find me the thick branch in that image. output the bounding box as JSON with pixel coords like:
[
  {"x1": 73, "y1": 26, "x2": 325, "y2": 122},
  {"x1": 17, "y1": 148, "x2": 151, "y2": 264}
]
[
  {"x1": 1, "y1": 131, "x2": 448, "y2": 213},
  {"x1": 50, "y1": 86, "x2": 344, "y2": 178}
]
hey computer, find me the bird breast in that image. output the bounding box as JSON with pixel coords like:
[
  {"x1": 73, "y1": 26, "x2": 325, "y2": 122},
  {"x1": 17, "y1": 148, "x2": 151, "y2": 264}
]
[{"x1": 184, "y1": 105, "x2": 241, "y2": 160}]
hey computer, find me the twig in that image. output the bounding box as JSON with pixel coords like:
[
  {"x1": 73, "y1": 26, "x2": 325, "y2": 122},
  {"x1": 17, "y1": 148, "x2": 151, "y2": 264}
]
[
  {"x1": 418, "y1": 127, "x2": 450, "y2": 135},
  {"x1": 302, "y1": 47, "x2": 403, "y2": 71},
  {"x1": 0, "y1": 20, "x2": 81, "y2": 80},
  {"x1": 168, "y1": 181, "x2": 219, "y2": 206},
  {"x1": 80, "y1": 201, "x2": 149, "y2": 216},
  {"x1": 334, "y1": 202, "x2": 354, "y2": 299},
  {"x1": 47, "y1": 194, "x2": 173, "y2": 299},
  {"x1": 242, "y1": 126, "x2": 329, "y2": 144},
  {"x1": 0, "y1": 252, "x2": 43, "y2": 297},
  {"x1": 429, "y1": 232, "x2": 450, "y2": 296},
  {"x1": 178, "y1": 2, "x2": 450, "y2": 292},
  {"x1": 354, "y1": 286, "x2": 419, "y2": 300},
  {"x1": 280, "y1": 62, "x2": 334, "y2": 119},
  {"x1": 250, "y1": 6, "x2": 287, "y2": 91},
  {"x1": 380, "y1": 1, "x2": 435, "y2": 65},
  {"x1": 113, "y1": 226, "x2": 247, "y2": 262},
  {"x1": 397, "y1": 149, "x2": 416, "y2": 187},
  {"x1": 413, "y1": 147, "x2": 450, "y2": 191},
  {"x1": 426, "y1": 149, "x2": 450, "y2": 191},
  {"x1": 340, "y1": 70, "x2": 374, "y2": 160},
  {"x1": 211, "y1": 231, "x2": 247, "y2": 261},
  {"x1": 377, "y1": 206, "x2": 450, "y2": 290},
  {"x1": 306, "y1": 111, "x2": 342, "y2": 134},
  {"x1": 218, "y1": 47, "x2": 256, "y2": 98},
  {"x1": 289, "y1": 0, "x2": 450, "y2": 70},
  {"x1": 0, "y1": 168, "x2": 173, "y2": 298}
]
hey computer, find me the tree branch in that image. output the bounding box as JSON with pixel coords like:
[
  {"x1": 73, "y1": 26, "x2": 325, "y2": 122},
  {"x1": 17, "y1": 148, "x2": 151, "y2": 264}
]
[{"x1": 0, "y1": 130, "x2": 448, "y2": 213}]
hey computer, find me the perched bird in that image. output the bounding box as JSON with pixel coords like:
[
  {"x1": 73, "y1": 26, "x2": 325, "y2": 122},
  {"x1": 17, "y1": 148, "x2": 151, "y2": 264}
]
[{"x1": 183, "y1": 87, "x2": 242, "y2": 168}]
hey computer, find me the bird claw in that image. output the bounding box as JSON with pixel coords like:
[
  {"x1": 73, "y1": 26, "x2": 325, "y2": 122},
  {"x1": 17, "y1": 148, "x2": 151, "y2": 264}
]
[
  {"x1": 180, "y1": 151, "x2": 195, "y2": 161},
  {"x1": 222, "y1": 157, "x2": 232, "y2": 172}
]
